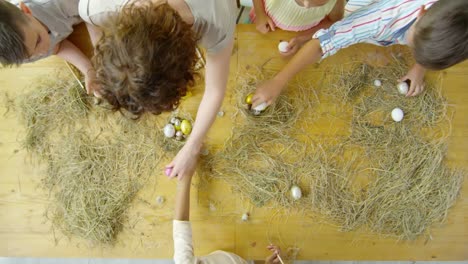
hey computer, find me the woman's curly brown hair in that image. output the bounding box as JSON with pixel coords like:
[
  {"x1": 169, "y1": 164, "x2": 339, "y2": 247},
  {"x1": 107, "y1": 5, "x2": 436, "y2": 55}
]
[{"x1": 92, "y1": 2, "x2": 198, "y2": 116}]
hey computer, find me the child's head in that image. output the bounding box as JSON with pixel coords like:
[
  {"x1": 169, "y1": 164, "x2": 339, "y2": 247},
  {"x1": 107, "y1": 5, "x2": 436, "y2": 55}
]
[
  {"x1": 0, "y1": 1, "x2": 51, "y2": 66},
  {"x1": 411, "y1": 0, "x2": 468, "y2": 70},
  {"x1": 93, "y1": 2, "x2": 198, "y2": 117}
]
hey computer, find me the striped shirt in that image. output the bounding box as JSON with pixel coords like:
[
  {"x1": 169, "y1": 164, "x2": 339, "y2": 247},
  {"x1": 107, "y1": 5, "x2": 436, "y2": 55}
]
[{"x1": 313, "y1": 0, "x2": 439, "y2": 59}]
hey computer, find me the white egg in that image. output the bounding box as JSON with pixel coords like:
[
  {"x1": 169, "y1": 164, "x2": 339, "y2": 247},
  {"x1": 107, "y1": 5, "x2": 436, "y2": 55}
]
[
  {"x1": 163, "y1": 124, "x2": 176, "y2": 138},
  {"x1": 397, "y1": 82, "x2": 409, "y2": 95},
  {"x1": 253, "y1": 102, "x2": 268, "y2": 112},
  {"x1": 291, "y1": 185, "x2": 302, "y2": 200},
  {"x1": 373, "y1": 79, "x2": 382, "y2": 87},
  {"x1": 217, "y1": 111, "x2": 225, "y2": 117},
  {"x1": 241, "y1": 213, "x2": 249, "y2": 221},
  {"x1": 391, "y1": 108, "x2": 404, "y2": 122},
  {"x1": 278, "y1": 41, "x2": 289, "y2": 53},
  {"x1": 170, "y1": 117, "x2": 178, "y2": 124},
  {"x1": 176, "y1": 131, "x2": 183, "y2": 137}
]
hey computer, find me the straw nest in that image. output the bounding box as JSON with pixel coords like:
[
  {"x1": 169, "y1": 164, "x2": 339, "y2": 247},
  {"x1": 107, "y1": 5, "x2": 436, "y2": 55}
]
[
  {"x1": 13, "y1": 72, "x2": 168, "y2": 243},
  {"x1": 210, "y1": 56, "x2": 463, "y2": 240}
]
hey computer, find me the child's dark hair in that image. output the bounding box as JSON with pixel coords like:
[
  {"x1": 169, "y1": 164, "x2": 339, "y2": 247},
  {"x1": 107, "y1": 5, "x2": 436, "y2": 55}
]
[
  {"x1": 92, "y1": 2, "x2": 198, "y2": 117},
  {"x1": 0, "y1": 0, "x2": 28, "y2": 66},
  {"x1": 413, "y1": 0, "x2": 468, "y2": 70}
]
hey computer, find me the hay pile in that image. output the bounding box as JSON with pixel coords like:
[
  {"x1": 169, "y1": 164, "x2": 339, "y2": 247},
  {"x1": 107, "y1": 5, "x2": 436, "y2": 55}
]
[
  {"x1": 14, "y1": 73, "x2": 164, "y2": 243},
  {"x1": 211, "y1": 57, "x2": 464, "y2": 240}
]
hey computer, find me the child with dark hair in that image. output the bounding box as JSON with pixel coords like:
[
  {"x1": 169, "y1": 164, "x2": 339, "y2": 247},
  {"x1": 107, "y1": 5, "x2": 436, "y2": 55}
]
[
  {"x1": 252, "y1": 0, "x2": 468, "y2": 106},
  {"x1": 0, "y1": 0, "x2": 99, "y2": 95}
]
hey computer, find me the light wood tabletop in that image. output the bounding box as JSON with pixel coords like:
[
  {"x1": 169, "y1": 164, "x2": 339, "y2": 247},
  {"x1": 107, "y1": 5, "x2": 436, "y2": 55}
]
[{"x1": 0, "y1": 24, "x2": 466, "y2": 261}]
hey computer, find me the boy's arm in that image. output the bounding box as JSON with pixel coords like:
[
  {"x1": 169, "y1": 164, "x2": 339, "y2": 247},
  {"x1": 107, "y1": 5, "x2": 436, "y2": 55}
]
[
  {"x1": 253, "y1": 39, "x2": 323, "y2": 106},
  {"x1": 399, "y1": 63, "x2": 427, "y2": 96},
  {"x1": 253, "y1": 0, "x2": 275, "y2": 34},
  {"x1": 55, "y1": 40, "x2": 98, "y2": 95}
]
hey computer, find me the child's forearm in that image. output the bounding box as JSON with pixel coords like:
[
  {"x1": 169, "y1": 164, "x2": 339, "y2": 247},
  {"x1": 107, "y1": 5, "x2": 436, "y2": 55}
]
[
  {"x1": 174, "y1": 175, "x2": 192, "y2": 221},
  {"x1": 275, "y1": 39, "x2": 323, "y2": 84},
  {"x1": 55, "y1": 39, "x2": 93, "y2": 75},
  {"x1": 252, "y1": 0, "x2": 267, "y2": 17}
]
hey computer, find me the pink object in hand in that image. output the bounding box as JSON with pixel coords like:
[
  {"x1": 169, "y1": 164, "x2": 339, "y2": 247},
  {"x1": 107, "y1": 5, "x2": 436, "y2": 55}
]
[{"x1": 165, "y1": 167, "x2": 173, "y2": 177}]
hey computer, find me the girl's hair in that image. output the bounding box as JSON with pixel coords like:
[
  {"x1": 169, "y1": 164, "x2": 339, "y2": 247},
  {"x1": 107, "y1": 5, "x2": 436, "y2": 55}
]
[{"x1": 93, "y1": 2, "x2": 198, "y2": 116}]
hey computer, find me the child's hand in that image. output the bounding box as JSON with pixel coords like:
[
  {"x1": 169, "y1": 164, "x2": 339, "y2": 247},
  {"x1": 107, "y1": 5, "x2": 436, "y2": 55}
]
[
  {"x1": 252, "y1": 78, "x2": 285, "y2": 108},
  {"x1": 399, "y1": 64, "x2": 426, "y2": 97},
  {"x1": 255, "y1": 12, "x2": 276, "y2": 34},
  {"x1": 265, "y1": 244, "x2": 282, "y2": 264},
  {"x1": 165, "y1": 142, "x2": 200, "y2": 180},
  {"x1": 280, "y1": 36, "x2": 309, "y2": 56},
  {"x1": 84, "y1": 69, "x2": 102, "y2": 97}
]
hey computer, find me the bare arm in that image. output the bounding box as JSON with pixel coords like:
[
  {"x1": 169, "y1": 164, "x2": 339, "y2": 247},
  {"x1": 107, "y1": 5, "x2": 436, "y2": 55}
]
[
  {"x1": 252, "y1": 0, "x2": 275, "y2": 33},
  {"x1": 253, "y1": 39, "x2": 323, "y2": 106},
  {"x1": 55, "y1": 39, "x2": 101, "y2": 94},
  {"x1": 84, "y1": 22, "x2": 103, "y2": 47},
  {"x1": 167, "y1": 41, "x2": 234, "y2": 179},
  {"x1": 55, "y1": 39, "x2": 92, "y2": 75},
  {"x1": 174, "y1": 172, "x2": 192, "y2": 221}
]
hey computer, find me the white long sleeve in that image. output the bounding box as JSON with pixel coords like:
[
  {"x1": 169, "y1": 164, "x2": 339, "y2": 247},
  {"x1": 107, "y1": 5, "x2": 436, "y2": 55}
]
[{"x1": 173, "y1": 220, "x2": 248, "y2": 264}]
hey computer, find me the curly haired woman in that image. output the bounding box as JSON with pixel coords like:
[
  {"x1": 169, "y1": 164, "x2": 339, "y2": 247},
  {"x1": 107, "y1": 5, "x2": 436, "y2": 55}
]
[{"x1": 79, "y1": 0, "x2": 236, "y2": 180}]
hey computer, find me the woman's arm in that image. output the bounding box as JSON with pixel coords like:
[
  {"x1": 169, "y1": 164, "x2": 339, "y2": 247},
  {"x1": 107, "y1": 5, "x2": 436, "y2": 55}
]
[{"x1": 167, "y1": 40, "x2": 234, "y2": 180}]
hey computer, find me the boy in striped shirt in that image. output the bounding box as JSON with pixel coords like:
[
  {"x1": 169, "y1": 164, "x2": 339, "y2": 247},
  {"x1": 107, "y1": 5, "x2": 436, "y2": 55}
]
[{"x1": 252, "y1": 0, "x2": 468, "y2": 106}]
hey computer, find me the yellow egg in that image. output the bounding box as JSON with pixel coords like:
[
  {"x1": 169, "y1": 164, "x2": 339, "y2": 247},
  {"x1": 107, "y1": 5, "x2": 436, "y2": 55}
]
[
  {"x1": 173, "y1": 118, "x2": 182, "y2": 131},
  {"x1": 181, "y1": 120, "x2": 192, "y2": 135},
  {"x1": 245, "y1": 93, "x2": 254, "y2": 105}
]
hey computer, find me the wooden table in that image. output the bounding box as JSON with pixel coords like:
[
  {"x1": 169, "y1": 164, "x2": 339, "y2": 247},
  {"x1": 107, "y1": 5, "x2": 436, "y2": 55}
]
[{"x1": 0, "y1": 24, "x2": 466, "y2": 261}]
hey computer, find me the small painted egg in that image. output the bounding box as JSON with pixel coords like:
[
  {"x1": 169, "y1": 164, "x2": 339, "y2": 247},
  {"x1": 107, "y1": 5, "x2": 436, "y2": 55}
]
[
  {"x1": 397, "y1": 82, "x2": 409, "y2": 95},
  {"x1": 373, "y1": 79, "x2": 382, "y2": 87},
  {"x1": 163, "y1": 124, "x2": 176, "y2": 138},
  {"x1": 176, "y1": 131, "x2": 183, "y2": 137},
  {"x1": 181, "y1": 120, "x2": 192, "y2": 135},
  {"x1": 170, "y1": 117, "x2": 179, "y2": 124},
  {"x1": 174, "y1": 119, "x2": 182, "y2": 130},
  {"x1": 253, "y1": 102, "x2": 268, "y2": 112},
  {"x1": 291, "y1": 185, "x2": 302, "y2": 200},
  {"x1": 278, "y1": 41, "x2": 289, "y2": 53},
  {"x1": 245, "y1": 93, "x2": 254, "y2": 105},
  {"x1": 164, "y1": 167, "x2": 173, "y2": 177},
  {"x1": 241, "y1": 213, "x2": 249, "y2": 221},
  {"x1": 217, "y1": 111, "x2": 225, "y2": 117},
  {"x1": 391, "y1": 108, "x2": 404, "y2": 122}
]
